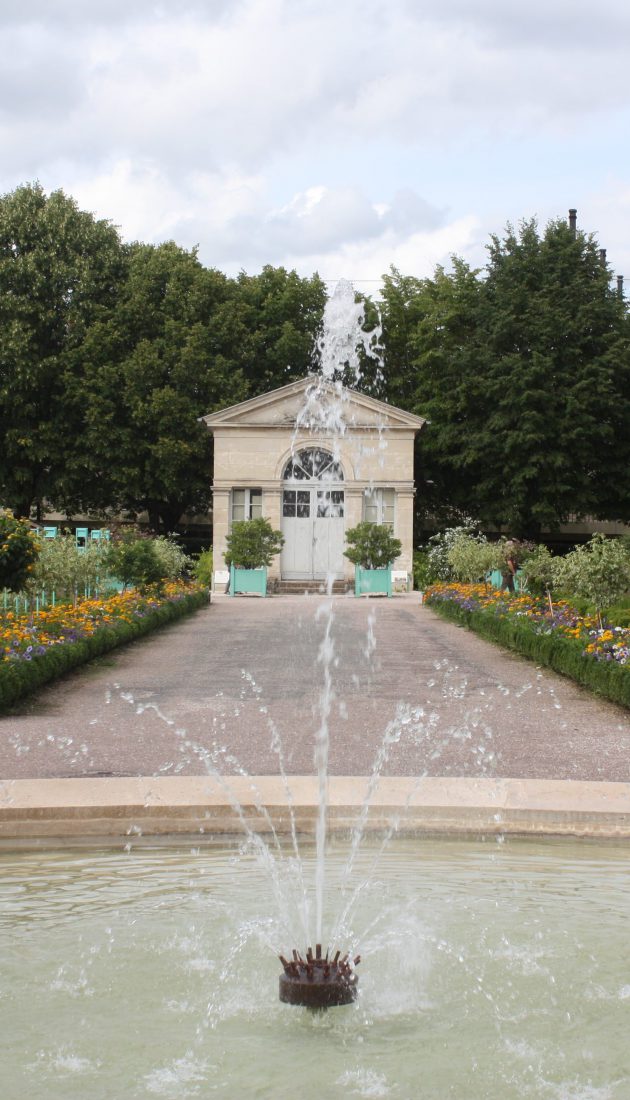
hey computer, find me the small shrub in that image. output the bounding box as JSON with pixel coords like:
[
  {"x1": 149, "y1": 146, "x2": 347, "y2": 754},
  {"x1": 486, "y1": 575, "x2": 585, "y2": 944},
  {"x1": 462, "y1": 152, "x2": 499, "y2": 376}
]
[
  {"x1": 26, "y1": 535, "x2": 110, "y2": 600},
  {"x1": 553, "y1": 534, "x2": 630, "y2": 624},
  {"x1": 344, "y1": 522, "x2": 402, "y2": 570},
  {"x1": 224, "y1": 518, "x2": 284, "y2": 569},
  {"x1": 425, "y1": 518, "x2": 482, "y2": 582},
  {"x1": 105, "y1": 533, "x2": 165, "y2": 591},
  {"x1": 447, "y1": 533, "x2": 500, "y2": 584},
  {"x1": 194, "y1": 549, "x2": 213, "y2": 587},
  {"x1": 0, "y1": 510, "x2": 40, "y2": 592},
  {"x1": 152, "y1": 537, "x2": 192, "y2": 580},
  {"x1": 413, "y1": 550, "x2": 432, "y2": 591}
]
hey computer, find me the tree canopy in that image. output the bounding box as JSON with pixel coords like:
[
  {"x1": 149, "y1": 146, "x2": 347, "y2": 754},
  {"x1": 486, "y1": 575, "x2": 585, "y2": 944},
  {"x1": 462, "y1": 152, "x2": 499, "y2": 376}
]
[
  {"x1": 2, "y1": 182, "x2": 629, "y2": 542},
  {"x1": 381, "y1": 220, "x2": 630, "y2": 538},
  {"x1": 0, "y1": 183, "x2": 125, "y2": 517}
]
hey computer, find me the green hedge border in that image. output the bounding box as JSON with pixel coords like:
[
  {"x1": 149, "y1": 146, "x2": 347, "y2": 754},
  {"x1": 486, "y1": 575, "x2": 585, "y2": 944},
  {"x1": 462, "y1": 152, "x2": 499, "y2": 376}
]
[
  {"x1": 426, "y1": 596, "x2": 630, "y2": 709},
  {"x1": 0, "y1": 588, "x2": 209, "y2": 711}
]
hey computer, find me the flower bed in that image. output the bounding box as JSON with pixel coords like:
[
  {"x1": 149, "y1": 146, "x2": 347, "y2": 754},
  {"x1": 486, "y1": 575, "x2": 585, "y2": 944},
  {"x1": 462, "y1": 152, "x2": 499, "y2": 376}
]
[
  {"x1": 0, "y1": 583, "x2": 209, "y2": 709},
  {"x1": 425, "y1": 583, "x2": 630, "y2": 709}
]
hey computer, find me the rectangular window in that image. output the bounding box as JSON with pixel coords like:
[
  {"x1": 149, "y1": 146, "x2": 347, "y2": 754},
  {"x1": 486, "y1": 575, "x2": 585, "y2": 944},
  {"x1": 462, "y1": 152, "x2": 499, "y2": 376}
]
[
  {"x1": 363, "y1": 488, "x2": 395, "y2": 529},
  {"x1": 282, "y1": 490, "x2": 296, "y2": 517},
  {"x1": 283, "y1": 490, "x2": 311, "y2": 518},
  {"x1": 317, "y1": 490, "x2": 344, "y2": 518},
  {"x1": 296, "y1": 490, "x2": 310, "y2": 518},
  {"x1": 232, "y1": 488, "x2": 262, "y2": 523}
]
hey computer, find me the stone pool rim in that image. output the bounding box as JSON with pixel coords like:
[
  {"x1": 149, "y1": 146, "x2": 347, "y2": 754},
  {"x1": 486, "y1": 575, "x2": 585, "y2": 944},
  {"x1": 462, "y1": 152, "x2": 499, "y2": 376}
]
[{"x1": 1, "y1": 775, "x2": 629, "y2": 842}]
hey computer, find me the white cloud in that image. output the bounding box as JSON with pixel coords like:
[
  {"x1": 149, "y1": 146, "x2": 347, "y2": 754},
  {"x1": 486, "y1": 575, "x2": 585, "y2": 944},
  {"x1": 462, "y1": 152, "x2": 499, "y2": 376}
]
[{"x1": 2, "y1": 0, "x2": 630, "y2": 281}]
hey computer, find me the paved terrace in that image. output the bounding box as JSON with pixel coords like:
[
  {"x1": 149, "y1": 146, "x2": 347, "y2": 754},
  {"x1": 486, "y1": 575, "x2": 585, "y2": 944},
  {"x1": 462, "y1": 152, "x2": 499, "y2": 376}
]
[{"x1": 1, "y1": 593, "x2": 629, "y2": 782}]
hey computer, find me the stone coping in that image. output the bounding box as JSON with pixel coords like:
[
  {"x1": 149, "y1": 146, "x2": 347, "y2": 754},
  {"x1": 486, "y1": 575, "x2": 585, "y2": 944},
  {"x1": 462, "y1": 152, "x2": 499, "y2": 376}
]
[{"x1": 1, "y1": 776, "x2": 629, "y2": 841}]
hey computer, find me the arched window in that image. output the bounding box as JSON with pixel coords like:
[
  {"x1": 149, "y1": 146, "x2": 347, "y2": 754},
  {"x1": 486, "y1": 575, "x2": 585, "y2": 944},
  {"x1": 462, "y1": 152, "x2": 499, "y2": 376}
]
[{"x1": 282, "y1": 448, "x2": 344, "y2": 483}]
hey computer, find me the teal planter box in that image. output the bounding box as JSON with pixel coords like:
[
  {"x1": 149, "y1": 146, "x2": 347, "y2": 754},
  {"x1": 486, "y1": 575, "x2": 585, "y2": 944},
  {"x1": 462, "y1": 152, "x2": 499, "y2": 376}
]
[
  {"x1": 230, "y1": 565, "x2": 267, "y2": 597},
  {"x1": 487, "y1": 568, "x2": 524, "y2": 592},
  {"x1": 354, "y1": 565, "x2": 392, "y2": 597}
]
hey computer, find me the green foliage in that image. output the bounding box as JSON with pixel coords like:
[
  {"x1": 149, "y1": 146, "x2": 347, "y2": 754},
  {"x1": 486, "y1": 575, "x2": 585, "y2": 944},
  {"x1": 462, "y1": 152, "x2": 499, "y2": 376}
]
[
  {"x1": 24, "y1": 536, "x2": 110, "y2": 600},
  {"x1": 412, "y1": 550, "x2": 432, "y2": 591},
  {"x1": 233, "y1": 266, "x2": 327, "y2": 395},
  {"x1": 424, "y1": 519, "x2": 483, "y2": 582},
  {"x1": 381, "y1": 217, "x2": 630, "y2": 538},
  {"x1": 72, "y1": 242, "x2": 248, "y2": 531},
  {"x1": 0, "y1": 511, "x2": 40, "y2": 592},
  {"x1": 194, "y1": 549, "x2": 213, "y2": 587},
  {"x1": 553, "y1": 534, "x2": 630, "y2": 618},
  {"x1": 427, "y1": 595, "x2": 630, "y2": 710},
  {"x1": 520, "y1": 544, "x2": 557, "y2": 597},
  {"x1": 447, "y1": 533, "x2": 501, "y2": 584},
  {"x1": 151, "y1": 537, "x2": 192, "y2": 581},
  {"x1": 0, "y1": 589, "x2": 208, "y2": 711},
  {"x1": 0, "y1": 183, "x2": 125, "y2": 517},
  {"x1": 104, "y1": 533, "x2": 166, "y2": 591},
  {"x1": 344, "y1": 522, "x2": 402, "y2": 569},
  {"x1": 224, "y1": 518, "x2": 284, "y2": 569}
]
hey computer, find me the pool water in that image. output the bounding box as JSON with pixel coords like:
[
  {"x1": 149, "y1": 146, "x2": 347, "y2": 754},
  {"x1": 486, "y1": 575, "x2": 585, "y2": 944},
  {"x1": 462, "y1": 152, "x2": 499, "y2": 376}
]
[{"x1": 1, "y1": 837, "x2": 629, "y2": 1099}]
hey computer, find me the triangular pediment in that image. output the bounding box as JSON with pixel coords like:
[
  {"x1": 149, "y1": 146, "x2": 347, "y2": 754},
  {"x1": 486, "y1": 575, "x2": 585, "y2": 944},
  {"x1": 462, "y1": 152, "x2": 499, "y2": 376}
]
[{"x1": 202, "y1": 376, "x2": 425, "y2": 431}]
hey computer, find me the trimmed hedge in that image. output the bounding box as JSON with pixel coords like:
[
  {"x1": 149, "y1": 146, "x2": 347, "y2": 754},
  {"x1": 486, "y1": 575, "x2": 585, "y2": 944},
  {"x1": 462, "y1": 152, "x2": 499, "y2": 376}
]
[
  {"x1": 426, "y1": 596, "x2": 630, "y2": 709},
  {"x1": 0, "y1": 588, "x2": 209, "y2": 710}
]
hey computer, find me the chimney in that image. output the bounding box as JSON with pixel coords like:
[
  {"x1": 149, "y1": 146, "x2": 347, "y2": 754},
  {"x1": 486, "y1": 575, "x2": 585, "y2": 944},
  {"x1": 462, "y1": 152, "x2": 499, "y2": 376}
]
[
  {"x1": 568, "y1": 208, "x2": 577, "y2": 236},
  {"x1": 599, "y1": 249, "x2": 607, "y2": 266},
  {"x1": 617, "y1": 275, "x2": 624, "y2": 299}
]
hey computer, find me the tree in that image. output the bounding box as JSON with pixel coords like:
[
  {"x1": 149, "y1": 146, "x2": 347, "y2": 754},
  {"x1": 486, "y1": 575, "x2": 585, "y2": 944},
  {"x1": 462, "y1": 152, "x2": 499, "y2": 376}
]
[
  {"x1": 232, "y1": 266, "x2": 327, "y2": 396},
  {"x1": 381, "y1": 260, "x2": 487, "y2": 532},
  {"x1": 0, "y1": 183, "x2": 126, "y2": 517},
  {"x1": 383, "y1": 218, "x2": 630, "y2": 538},
  {"x1": 72, "y1": 243, "x2": 248, "y2": 532},
  {"x1": 473, "y1": 219, "x2": 630, "y2": 537}
]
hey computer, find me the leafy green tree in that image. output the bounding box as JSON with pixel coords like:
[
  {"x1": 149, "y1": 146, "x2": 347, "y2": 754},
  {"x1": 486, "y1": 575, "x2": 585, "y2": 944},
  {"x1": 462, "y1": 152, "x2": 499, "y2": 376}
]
[
  {"x1": 472, "y1": 219, "x2": 630, "y2": 536},
  {"x1": 0, "y1": 511, "x2": 40, "y2": 592},
  {"x1": 232, "y1": 266, "x2": 327, "y2": 395},
  {"x1": 380, "y1": 260, "x2": 487, "y2": 531},
  {"x1": 0, "y1": 183, "x2": 126, "y2": 517},
  {"x1": 343, "y1": 522, "x2": 402, "y2": 569},
  {"x1": 72, "y1": 242, "x2": 248, "y2": 531},
  {"x1": 381, "y1": 218, "x2": 630, "y2": 539}
]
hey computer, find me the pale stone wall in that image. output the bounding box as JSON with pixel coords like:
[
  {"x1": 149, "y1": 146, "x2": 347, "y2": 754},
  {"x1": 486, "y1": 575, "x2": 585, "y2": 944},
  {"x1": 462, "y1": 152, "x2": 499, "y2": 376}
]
[{"x1": 210, "y1": 401, "x2": 420, "y2": 584}]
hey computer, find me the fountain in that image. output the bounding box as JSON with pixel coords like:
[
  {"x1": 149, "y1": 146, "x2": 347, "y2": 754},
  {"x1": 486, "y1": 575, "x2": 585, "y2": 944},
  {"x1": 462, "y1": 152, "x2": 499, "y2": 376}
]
[
  {"x1": 2, "y1": 281, "x2": 630, "y2": 1096},
  {"x1": 278, "y1": 946, "x2": 360, "y2": 1007}
]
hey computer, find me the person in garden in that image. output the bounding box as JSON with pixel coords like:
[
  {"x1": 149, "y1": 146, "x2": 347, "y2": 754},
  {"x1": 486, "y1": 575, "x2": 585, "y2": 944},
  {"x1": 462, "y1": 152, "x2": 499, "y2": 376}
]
[{"x1": 502, "y1": 547, "x2": 518, "y2": 593}]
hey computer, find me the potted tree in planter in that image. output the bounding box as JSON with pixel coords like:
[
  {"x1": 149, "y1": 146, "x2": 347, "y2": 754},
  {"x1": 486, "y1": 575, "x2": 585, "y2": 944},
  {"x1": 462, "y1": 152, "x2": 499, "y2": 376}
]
[
  {"x1": 224, "y1": 517, "x2": 284, "y2": 597},
  {"x1": 344, "y1": 521, "x2": 402, "y2": 597}
]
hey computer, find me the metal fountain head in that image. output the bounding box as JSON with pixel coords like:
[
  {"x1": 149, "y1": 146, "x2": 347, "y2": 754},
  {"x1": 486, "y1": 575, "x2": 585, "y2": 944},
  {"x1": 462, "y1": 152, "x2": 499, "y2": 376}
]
[{"x1": 279, "y1": 945, "x2": 361, "y2": 1008}]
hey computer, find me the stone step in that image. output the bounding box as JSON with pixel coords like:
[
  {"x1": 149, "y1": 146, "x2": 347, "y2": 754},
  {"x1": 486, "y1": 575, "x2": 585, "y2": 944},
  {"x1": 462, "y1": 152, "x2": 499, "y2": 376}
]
[{"x1": 276, "y1": 580, "x2": 349, "y2": 595}]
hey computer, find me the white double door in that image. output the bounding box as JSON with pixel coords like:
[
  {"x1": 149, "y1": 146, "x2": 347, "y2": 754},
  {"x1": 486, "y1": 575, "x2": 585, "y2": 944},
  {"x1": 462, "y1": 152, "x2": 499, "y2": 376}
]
[{"x1": 281, "y1": 485, "x2": 345, "y2": 580}]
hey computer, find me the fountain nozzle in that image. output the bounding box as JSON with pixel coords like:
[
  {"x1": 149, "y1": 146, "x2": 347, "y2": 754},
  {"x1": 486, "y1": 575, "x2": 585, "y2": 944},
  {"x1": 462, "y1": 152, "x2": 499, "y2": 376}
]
[{"x1": 279, "y1": 945, "x2": 360, "y2": 1008}]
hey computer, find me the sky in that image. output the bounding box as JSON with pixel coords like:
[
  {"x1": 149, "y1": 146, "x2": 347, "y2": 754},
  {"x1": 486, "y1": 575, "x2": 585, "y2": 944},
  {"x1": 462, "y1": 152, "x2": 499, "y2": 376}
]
[{"x1": 2, "y1": 0, "x2": 630, "y2": 290}]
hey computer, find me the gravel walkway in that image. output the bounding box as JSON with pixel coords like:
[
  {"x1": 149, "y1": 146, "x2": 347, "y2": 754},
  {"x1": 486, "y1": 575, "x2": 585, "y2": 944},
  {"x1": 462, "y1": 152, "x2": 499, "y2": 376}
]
[{"x1": 2, "y1": 593, "x2": 629, "y2": 781}]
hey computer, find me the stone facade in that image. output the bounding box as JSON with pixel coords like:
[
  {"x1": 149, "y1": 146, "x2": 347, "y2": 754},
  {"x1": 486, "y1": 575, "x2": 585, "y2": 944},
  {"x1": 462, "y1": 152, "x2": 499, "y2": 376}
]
[{"x1": 202, "y1": 377, "x2": 425, "y2": 584}]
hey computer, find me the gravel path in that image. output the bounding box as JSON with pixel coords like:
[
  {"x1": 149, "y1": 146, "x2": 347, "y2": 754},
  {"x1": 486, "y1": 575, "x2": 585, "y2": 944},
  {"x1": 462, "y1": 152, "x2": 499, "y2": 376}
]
[{"x1": 2, "y1": 593, "x2": 629, "y2": 781}]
